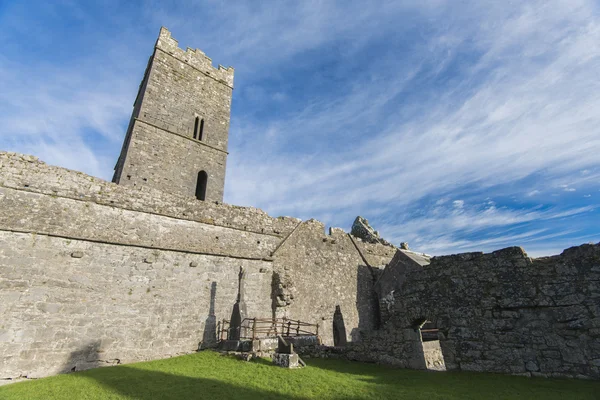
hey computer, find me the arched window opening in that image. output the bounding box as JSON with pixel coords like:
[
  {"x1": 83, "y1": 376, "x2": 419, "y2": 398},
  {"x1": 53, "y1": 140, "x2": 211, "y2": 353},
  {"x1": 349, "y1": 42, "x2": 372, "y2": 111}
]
[
  {"x1": 195, "y1": 170, "x2": 208, "y2": 201},
  {"x1": 193, "y1": 117, "x2": 199, "y2": 139},
  {"x1": 199, "y1": 119, "x2": 205, "y2": 141}
]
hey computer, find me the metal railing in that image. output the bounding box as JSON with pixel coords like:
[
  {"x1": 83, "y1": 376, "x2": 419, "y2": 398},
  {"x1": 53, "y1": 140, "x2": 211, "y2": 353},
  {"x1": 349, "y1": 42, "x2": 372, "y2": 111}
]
[
  {"x1": 220, "y1": 317, "x2": 319, "y2": 341},
  {"x1": 420, "y1": 328, "x2": 440, "y2": 342}
]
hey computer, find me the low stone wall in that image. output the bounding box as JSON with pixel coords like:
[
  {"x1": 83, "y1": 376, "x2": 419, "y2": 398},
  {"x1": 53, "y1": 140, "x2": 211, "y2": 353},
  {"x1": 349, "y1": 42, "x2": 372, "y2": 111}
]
[
  {"x1": 297, "y1": 338, "x2": 445, "y2": 372},
  {"x1": 358, "y1": 245, "x2": 600, "y2": 379},
  {"x1": 296, "y1": 329, "x2": 426, "y2": 369}
]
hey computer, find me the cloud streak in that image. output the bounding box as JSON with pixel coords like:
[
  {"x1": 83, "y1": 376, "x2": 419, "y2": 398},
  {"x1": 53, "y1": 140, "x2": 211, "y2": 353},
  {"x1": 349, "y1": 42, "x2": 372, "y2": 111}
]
[{"x1": 1, "y1": 0, "x2": 599, "y2": 256}]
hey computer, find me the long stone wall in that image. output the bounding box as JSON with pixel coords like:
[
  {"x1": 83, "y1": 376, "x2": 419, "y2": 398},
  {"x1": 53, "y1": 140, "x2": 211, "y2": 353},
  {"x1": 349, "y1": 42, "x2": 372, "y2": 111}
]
[
  {"x1": 354, "y1": 245, "x2": 600, "y2": 379},
  {"x1": 0, "y1": 151, "x2": 398, "y2": 380},
  {"x1": 0, "y1": 152, "x2": 283, "y2": 378},
  {"x1": 0, "y1": 152, "x2": 300, "y2": 237}
]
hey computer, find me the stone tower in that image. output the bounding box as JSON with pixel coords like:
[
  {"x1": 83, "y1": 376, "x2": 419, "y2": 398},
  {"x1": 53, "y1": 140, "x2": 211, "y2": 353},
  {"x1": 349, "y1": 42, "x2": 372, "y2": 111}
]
[{"x1": 113, "y1": 27, "x2": 234, "y2": 202}]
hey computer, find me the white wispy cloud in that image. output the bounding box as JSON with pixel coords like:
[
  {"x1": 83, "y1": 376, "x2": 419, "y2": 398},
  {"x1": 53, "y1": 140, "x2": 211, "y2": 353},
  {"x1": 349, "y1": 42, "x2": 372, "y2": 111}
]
[
  {"x1": 0, "y1": 1, "x2": 148, "y2": 179},
  {"x1": 1, "y1": 0, "x2": 599, "y2": 256},
  {"x1": 0, "y1": 61, "x2": 132, "y2": 178},
  {"x1": 376, "y1": 200, "x2": 594, "y2": 253},
  {"x1": 222, "y1": 0, "x2": 600, "y2": 255}
]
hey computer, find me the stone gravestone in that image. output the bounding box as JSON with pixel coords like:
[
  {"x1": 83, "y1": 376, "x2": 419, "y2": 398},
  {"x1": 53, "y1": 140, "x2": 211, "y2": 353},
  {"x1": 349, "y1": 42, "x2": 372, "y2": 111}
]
[{"x1": 333, "y1": 305, "x2": 347, "y2": 347}]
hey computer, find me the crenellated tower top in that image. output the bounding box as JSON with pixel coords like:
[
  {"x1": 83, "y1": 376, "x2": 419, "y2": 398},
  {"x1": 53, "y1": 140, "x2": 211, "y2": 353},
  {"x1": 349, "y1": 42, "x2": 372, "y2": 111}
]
[{"x1": 156, "y1": 27, "x2": 234, "y2": 89}]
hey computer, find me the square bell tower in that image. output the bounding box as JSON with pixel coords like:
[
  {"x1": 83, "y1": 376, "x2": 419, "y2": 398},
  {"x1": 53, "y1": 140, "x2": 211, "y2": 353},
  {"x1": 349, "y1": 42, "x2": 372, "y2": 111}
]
[{"x1": 113, "y1": 27, "x2": 234, "y2": 202}]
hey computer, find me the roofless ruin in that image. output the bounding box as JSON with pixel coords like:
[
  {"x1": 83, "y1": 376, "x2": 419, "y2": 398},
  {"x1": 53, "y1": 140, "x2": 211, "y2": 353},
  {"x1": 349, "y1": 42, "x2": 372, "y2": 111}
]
[{"x1": 0, "y1": 27, "x2": 598, "y2": 381}]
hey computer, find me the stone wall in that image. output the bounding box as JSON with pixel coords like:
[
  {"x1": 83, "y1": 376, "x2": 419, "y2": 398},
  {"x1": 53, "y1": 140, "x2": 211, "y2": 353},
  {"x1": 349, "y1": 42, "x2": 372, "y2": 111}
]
[
  {"x1": 297, "y1": 335, "x2": 444, "y2": 372},
  {"x1": 355, "y1": 245, "x2": 600, "y2": 379},
  {"x1": 354, "y1": 239, "x2": 397, "y2": 267},
  {"x1": 0, "y1": 151, "x2": 397, "y2": 379},
  {"x1": 0, "y1": 186, "x2": 278, "y2": 260},
  {"x1": 373, "y1": 249, "x2": 430, "y2": 325},
  {"x1": 0, "y1": 152, "x2": 300, "y2": 238},
  {"x1": 0, "y1": 231, "x2": 272, "y2": 378},
  {"x1": 0, "y1": 152, "x2": 281, "y2": 379},
  {"x1": 272, "y1": 222, "x2": 393, "y2": 346}
]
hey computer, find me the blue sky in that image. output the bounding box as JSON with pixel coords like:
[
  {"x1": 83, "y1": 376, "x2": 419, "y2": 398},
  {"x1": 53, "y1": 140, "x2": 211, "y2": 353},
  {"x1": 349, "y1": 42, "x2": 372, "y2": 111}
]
[{"x1": 1, "y1": 0, "x2": 599, "y2": 257}]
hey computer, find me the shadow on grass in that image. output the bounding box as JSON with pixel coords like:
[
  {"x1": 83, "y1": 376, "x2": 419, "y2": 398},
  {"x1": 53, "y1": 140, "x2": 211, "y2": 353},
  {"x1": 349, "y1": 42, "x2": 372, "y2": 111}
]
[
  {"x1": 84, "y1": 364, "x2": 305, "y2": 400},
  {"x1": 5, "y1": 349, "x2": 598, "y2": 400},
  {"x1": 249, "y1": 356, "x2": 273, "y2": 367},
  {"x1": 301, "y1": 356, "x2": 600, "y2": 400},
  {"x1": 89, "y1": 357, "x2": 600, "y2": 400}
]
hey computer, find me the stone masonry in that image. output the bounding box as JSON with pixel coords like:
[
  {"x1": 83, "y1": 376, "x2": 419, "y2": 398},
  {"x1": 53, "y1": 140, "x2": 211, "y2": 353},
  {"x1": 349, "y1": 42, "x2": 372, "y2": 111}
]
[
  {"x1": 1, "y1": 27, "x2": 599, "y2": 382},
  {"x1": 347, "y1": 245, "x2": 600, "y2": 379},
  {"x1": 351, "y1": 216, "x2": 394, "y2": 248},
  {"x1": 113, "y1": 27, "x2": 233, "y2": 202},
  {"x1": 0, "y1": 151, "x2": 395, "y2": 379}
]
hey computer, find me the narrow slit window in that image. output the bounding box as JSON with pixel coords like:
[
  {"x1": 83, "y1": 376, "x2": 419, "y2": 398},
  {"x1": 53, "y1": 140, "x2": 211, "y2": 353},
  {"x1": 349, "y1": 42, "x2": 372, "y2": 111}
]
[
  {"x1": 193, "y1": 117, "x2": 199, "y2": 139},
  {"x1": 195, "y1": 170, "x2": 208, "y2": 201},
  {"x1": 199, "y1": 119, "x2": 205, "y2": 141}
]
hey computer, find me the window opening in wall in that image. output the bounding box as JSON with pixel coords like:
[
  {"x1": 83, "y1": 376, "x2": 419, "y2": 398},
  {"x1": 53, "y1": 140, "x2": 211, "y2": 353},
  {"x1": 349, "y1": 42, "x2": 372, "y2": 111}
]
[
  {"x1": 193, "y1": 117, "x2": 199, "y2": 139},
  {"x1": 420, "y1": 321, "x2": 439, "y2": 342},
  {"x1": 199, "y1": 119, "x2": 205, "y2": 141},
  {"x1": 196, "y1": 170, "x2": 208, "y2": 201},
  {"x1": 412, "y1": 317, "x2": 446, "y2": 371},
  {"x1": 412, "y1": 318, "x2": 440, "y2": 342}
]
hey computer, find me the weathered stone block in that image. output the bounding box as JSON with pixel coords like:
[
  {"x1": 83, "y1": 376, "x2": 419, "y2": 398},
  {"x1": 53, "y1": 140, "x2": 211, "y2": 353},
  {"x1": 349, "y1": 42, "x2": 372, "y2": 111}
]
[{"x1": 272, "y1": 353, "x2": 300, "y2": 368}]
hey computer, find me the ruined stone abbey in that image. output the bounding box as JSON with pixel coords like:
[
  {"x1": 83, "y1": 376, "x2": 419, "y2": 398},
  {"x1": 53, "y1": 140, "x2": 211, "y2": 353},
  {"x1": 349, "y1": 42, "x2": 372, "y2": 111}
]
[{"x1": 1, "y1": 27, "x2": 598, "y2": 381}]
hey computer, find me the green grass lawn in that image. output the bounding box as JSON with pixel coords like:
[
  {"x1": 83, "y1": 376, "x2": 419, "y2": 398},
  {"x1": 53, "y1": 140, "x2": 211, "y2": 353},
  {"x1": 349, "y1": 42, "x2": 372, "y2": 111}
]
[{"x1": 1, "y1": 351, "x2": 599, "y2": 399}]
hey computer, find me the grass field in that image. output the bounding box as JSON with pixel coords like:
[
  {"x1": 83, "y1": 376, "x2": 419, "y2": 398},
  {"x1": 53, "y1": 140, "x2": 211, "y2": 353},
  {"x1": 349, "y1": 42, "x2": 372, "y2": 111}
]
[{"x1": 1, "y1": 351, "x2": 598, "y2": 399}]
